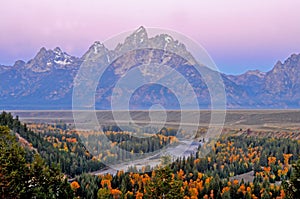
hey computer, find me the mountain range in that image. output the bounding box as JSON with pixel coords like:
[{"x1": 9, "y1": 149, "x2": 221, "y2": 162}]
[{"x1": 1, "y1": 26, "x2": 300, "y2": 110}]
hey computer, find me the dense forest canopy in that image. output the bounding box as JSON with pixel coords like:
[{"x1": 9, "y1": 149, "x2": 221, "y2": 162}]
[{"x1": 0, "y1": 111, "x2": 300, "y2": 198}]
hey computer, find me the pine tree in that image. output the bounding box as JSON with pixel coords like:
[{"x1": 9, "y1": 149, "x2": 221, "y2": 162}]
[
  {"x1": 0, "y1": 126, "x2": 28, "y2": 198},
  {"x1": 283, "y1": 159, "x2": 300, "y2": 199},
  {"x1": 0, "y1": 125, "x2": 74, "y2": 199},
  {"x1": 144, "y1": 166, "x2": 183, "y2": 199}
]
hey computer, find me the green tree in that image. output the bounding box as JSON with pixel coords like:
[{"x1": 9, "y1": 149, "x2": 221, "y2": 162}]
[
  {"x1": 0, "y1": 125, "x2": 74, "y2": 199},
  {"x1": 283, "y1": 159, "x2": 300, "y2": 199},
  {"x1": 25, "y1": 154, "x2": 74, "y2": 198},
  {"x1": 161, "y1": 155, "x2": 172, "y2": 166},
  {"x1": 76, "y1": 173, "x2": 100, "y2": 199},
  {"x1": 0, "y1": 126, "x2": 28, "y2": 198},
  {"x1": 144, "y1": 166, "x2": 183, "y2": 199},
  {"x1": 221, "y1": 190, "x2": 231, "y2": 199},
  {"x1": 97, "y1": 187, "x2": 111, "y2": 199}
]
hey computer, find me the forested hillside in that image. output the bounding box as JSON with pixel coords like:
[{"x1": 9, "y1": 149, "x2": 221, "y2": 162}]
[
  {"x1": 1, "y1": 111, "x2": 300, "y2": 198},
  {"x1": 0, "y1": 111, "x2": 104, "y2": 177},
  {"x1": 0, "y1": 125, "x2": 74, "y2": 198},
  {"x1": 71, "y1": 135, "x2": 300, "y2": 199}
]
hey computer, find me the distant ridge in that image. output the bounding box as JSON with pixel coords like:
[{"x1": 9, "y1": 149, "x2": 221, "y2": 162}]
[{"x1": 1, "y1": 26, "x2": 300, "y2": 109}]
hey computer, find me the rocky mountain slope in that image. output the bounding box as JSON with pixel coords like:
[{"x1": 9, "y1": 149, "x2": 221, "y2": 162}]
[
  {"x1": 227, "y1": 54, "x2": 300, "y2": 108},
  {"x1": 1, "y1": 26, "x2": 299, "y2": 109}
]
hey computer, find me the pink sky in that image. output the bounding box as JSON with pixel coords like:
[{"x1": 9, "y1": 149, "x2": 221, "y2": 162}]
[{"x1": 1, "y1": 0, "x2": 300, "y2": 74}]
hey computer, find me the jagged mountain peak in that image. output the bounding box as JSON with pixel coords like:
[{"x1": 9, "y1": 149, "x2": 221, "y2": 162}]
[
  {"x1": 53, "y1": 47, "x2": 71, "y2": 59},
  {"x1": 91, "y1": 41, "x2": 107, "y2": 54},
  {"x1": 149, "y1": 33, "x2": 185, "y2": 50},
  {"x1": 13, "y1": 60, "x2": 26, "y2": 68},
  {"x1": 53, "y1": 47, "x2": 65, "y2": 56},
  {"x1": 2, "y1": 27, "x2": 300, "y2": 109},
  {"x1": 133, "y1": 26, "x2": 147, "y2": 37},
  {"x1": 244, "y1": 69, "x2": 266, "y2": 78},
  {"x1": 275, "y1": 53, "x2": 300, "y2": 67},
  {"x1": 23, "y1": 46, "x2": 78, "y2": 72},
  {"x1": 39, "y1": 47, "x2": 47, "y2": 52},
  {"x1": 287, "y1": 53, "x2": 300, "y2": 60},
  {"x1": 35, "y1": 47, "x2": 48, "y2": 57},
  {"x1": 128, "y1": 26, "x2": 148, "y2": 41},
  {"x1": 81, "y1": 41, "x2": 110, "y2": 61},
  {"x1": 93, "y1": 41, "x2": 104, "y2": 46},
  {"x1": 283, "y1": 53, "x2": 300, "y2": 66},
  {"x1": 136, "y1": 26, "x2": 146, "y2": 32},
  {"x1": 114, "y1": 26, "x2": 149, "y2": 53},
  {"x1": 114, "y1": 27, "x2": 193, "y2": 65},
  {"x1": 270, "y1": 54, "x2": 300, "y2": 75},
  {"x1": 35, "y1": 46, "x2": 70, "y2": 57},
  {"x1": 275, "y1": 60, "x2": 283, "y2": 66},
  {"x1": 54, "y1": 47, "x2": 62, "y2": 52}
]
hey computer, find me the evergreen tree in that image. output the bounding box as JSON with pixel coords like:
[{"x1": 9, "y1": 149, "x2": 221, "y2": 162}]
[
  {"x1": 283, "y1": 159, "x2": 300, "y2": 199},
  {"x1": 0, "y1": 125, "x2": 74, "y2": 199},
  {"x1": 144, "y1": 166, "x2": 183, "y2": 199},
  {"x1": 0, "y1": 126, "x2": 28, "y2": 198}
]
